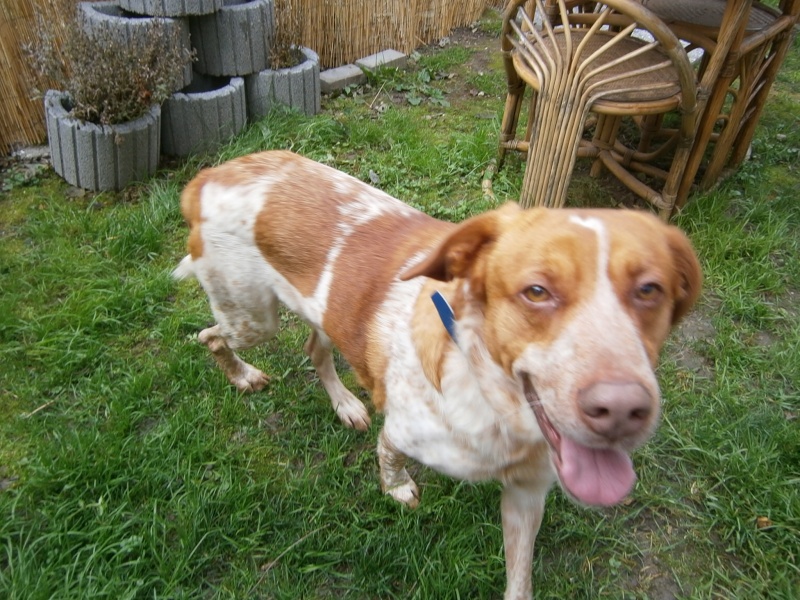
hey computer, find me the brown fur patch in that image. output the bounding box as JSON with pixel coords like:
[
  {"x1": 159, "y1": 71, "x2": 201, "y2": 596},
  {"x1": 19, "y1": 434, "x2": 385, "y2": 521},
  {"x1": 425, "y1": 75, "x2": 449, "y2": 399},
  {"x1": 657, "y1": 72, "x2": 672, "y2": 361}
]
[
  {"x1": 180, "y1": 170, "x2": 210, "y2": 259},
  {"x1": 326, "y1": 216, "x2": 451, "y2": 406},
  {"x1": 410, "y1": 279, "x2": 460, "y2": 392}
]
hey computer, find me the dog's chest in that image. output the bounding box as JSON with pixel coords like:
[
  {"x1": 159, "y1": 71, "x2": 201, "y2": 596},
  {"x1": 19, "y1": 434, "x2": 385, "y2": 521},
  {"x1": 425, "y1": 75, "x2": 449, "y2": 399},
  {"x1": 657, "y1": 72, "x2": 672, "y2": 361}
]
[
  {"x1": 388, "y1": 361, "x2": 547, "y2": 482},
  {"x1": 375, "y1": 283, "x2": 546, "y2": 482}
]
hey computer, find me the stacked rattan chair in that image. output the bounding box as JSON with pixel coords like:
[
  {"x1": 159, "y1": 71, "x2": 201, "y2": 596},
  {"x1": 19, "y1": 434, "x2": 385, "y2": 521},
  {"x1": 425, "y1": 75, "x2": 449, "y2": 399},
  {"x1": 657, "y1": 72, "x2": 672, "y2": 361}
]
[
  {"x1": 498, "y1": 0, "x2": 698, "y2": 219},
  {"x1": 640, "y1": 0, "x2": 800, "y2": 208}
]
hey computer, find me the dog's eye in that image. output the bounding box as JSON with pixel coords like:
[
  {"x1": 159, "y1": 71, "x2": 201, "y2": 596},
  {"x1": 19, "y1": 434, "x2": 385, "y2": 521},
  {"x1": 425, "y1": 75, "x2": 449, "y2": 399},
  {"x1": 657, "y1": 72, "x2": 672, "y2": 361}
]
[
  {"x1": 522, "y1": 285, "x2": 551, "y2": 303},
  {"x1": 635, "y1": 282, "x2": 663, "y2": 302}
]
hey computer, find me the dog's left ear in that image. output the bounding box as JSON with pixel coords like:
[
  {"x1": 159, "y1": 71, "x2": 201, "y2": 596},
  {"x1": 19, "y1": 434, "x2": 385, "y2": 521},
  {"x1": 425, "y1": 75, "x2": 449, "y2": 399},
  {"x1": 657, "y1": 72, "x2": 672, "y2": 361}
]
[
  {"x1": 401, "y1": 203, "x2": 521, "y2": 283},
  {"x1": 666, "y1": 226, "x2": 703, "y2": 325}
]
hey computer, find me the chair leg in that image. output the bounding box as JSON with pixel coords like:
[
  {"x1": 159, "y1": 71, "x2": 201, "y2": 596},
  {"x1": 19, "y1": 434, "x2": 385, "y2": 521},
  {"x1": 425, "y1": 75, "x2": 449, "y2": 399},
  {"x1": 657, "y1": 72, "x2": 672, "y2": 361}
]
[
  {"x1": 589, "y1": 114, "x2": 621, "y2": 178},
  {"x1": 675, "y1": 63, "x2": 736, "y2": 208},
  {"x1": 727, "y1": 26, "x2": 797, "y2": 172},
  {"x1": 698, "y1": 56, "x2": 753, "y2": 189},
  {"x1": 498, "y1": 83, "x2": 526, "y2": 168},
  {"x1": 672, "y1": 0, "x2": 754, "y2": 211},
  {"x1": 637, "y1": 114, "x2": 664, "y2": 153},
  {"x1": 519, "y1": 94, "x2": 588, "y2": 209}
]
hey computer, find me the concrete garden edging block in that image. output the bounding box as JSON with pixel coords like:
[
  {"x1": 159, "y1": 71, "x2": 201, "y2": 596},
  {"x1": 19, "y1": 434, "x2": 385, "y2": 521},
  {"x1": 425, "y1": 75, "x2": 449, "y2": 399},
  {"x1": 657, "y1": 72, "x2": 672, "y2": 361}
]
[
  {"x1": 161, "y1": 74, "x2": 246, "y2": 156},
  {"x1": 245, "y1": 47, "x2": 320, "y2": 119},
  {"x1": 79, "y1": 1, "x2": 192, "y2": 92},
  {"x1": 355, "y1": 49, "x2": 408, "y2": 72},
  {"x1": 119, "y1": 0, "x2": 223, "y2": 17},
  {"x1": 45, "y1": 90, "x2": 161, "y2": 191},
  {"x1": 319, "y1": 64, "x2": 365, "y2": 94},
  {"x1": 190, "y1": 0, "x2": 275, "y2": 77}
]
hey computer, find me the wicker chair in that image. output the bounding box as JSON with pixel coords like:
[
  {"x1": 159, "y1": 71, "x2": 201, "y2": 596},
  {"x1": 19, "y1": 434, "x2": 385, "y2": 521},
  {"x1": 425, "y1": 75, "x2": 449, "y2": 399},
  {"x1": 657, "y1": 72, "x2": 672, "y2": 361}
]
[
  {"x1": 498, "y1": 0, "x2": 698, "y2": 219},
  {"x1": 639, "y1": 0, "x2": 800, "y2": 207}
]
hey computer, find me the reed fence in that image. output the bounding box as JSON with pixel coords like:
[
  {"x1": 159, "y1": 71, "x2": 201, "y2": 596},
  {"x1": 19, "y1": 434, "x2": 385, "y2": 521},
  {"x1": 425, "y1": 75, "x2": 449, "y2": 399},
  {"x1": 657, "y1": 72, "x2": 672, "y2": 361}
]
[{"x1": 1, "y1": 0, "x2": 504, "y2": 156}]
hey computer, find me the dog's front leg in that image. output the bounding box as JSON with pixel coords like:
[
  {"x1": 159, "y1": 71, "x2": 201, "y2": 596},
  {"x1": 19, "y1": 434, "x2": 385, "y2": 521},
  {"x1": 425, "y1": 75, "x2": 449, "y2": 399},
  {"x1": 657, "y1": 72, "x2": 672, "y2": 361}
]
[
  {"x1": 501, "y1": 483, "x2": 546, "y2": 600},
  {"x1": 377, "y1": 429, "x2": 419, "y2": 508}
]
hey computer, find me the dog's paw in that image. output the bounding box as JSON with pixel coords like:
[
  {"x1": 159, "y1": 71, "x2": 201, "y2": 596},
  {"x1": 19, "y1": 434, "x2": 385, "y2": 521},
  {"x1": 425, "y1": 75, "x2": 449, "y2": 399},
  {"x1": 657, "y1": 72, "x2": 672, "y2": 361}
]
[
  {"x1": 334, "y1": 398, "x2": 371, "y2": 431},
  {"x1": 385, "y1": 481, "x2": 420, "y2": 509},
  {"x1": 231, "y1": 364, "x2": 270, "y2": 393}
]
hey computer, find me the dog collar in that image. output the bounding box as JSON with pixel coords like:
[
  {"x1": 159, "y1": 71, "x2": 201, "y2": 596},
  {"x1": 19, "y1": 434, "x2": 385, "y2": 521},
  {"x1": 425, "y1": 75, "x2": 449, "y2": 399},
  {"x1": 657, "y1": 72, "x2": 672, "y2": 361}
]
[{"x1": 431, "y1": 291, "x2": 457, "y2": 341}]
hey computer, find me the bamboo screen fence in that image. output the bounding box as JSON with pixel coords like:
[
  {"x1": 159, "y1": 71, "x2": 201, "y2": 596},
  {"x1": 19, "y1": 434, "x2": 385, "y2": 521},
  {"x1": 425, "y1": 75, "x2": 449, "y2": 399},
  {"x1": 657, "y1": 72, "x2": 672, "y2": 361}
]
[
  {"x1": 1, "y1": 0, "x2": 63, "y2": 156},
  {"x1": 0, "y1": 0, "x2": 504, "y2": 156}
]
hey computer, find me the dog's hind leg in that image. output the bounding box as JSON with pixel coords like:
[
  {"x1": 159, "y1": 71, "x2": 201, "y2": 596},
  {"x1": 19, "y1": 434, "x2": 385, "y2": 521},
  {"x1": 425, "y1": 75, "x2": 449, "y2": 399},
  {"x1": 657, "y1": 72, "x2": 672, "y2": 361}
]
[
  {"x1": 304, "y1": 329, "x2": 370, "y2": 431},
  {"x1": 377, "y1": 429, "x2": 419, "y2": 508},
  {"x1": 199, "y1": 325, "x2": 271, "y2": 393},
  {"x1": 198, "y1": 291, "x2": 280, "y2": 393}
]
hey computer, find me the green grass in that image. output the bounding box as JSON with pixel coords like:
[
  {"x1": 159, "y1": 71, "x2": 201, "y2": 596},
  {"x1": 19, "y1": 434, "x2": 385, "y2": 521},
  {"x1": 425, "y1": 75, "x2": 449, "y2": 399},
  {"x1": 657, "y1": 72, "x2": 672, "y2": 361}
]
[{"x1": 1, "y1": 17, "x2": 799, "y2": 600}]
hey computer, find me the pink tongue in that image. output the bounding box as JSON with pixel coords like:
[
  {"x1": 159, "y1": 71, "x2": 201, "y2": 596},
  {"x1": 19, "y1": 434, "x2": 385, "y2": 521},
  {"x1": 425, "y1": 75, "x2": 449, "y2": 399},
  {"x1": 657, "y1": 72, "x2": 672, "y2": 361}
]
[{"x1": 557, "y1": 437, "x2": 636, "y2": 506}]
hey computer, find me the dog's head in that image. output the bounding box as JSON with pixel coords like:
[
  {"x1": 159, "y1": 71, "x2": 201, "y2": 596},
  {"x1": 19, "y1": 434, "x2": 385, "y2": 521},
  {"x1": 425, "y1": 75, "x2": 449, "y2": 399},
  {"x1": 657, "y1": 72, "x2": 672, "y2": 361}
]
[{"x1": 402, "y1": 204, "x2": 701, "y2": 506}]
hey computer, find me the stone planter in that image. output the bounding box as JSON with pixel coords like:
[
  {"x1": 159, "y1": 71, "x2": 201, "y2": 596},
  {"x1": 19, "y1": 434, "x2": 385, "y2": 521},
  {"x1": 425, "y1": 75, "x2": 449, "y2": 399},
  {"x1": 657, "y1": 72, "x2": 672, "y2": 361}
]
[
  {"x1": 79, "y1": 1, "x2": 192, "y2": 92},
  {"x1": 161, "y1": 74, "x2": 246, "y2": 156},
  {"x1": 190, "y1": 0, "x2": 275, "y2": 76},
  {"x1": 45, "y1": 90, "x2": 161, "y2": 191},
  {"x1": 119, "y1": 0, "x2": 223, "y2": 17},
  {"x1": 245, "y1": 47, "x2": 321, "y2": 119}
]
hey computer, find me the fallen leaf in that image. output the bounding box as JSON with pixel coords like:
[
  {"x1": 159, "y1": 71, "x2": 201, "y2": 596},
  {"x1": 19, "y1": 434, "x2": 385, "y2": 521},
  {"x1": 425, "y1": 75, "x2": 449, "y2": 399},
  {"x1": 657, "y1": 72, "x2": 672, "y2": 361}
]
[{"x1": 756, "y1": 516, "x2": 773, "y2": 529}]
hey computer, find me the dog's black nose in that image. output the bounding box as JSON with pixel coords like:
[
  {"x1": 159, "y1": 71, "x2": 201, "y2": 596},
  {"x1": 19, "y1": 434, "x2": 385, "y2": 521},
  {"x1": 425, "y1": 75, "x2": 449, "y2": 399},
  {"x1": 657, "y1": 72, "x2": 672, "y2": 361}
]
[{"x1": 578, "y1": 382, "x2": 652, "y2": 440}]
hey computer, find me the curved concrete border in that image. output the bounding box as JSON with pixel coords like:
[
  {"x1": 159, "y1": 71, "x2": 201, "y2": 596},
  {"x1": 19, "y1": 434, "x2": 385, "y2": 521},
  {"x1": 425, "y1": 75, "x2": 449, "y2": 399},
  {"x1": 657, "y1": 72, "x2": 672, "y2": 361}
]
[
  {"x1": 161, "y1": 74, "x2": 246, "y2": 156},
  {"x1": 45, "y1": 90, "x2": 161, "y2": 191},
  {"x1": 79, "y1": 2, "x2": 192, "y2": 92},
  {"x1": 190, "y1": 0, "x2": 275, "y2": 76},
  {"x1": 119, "y1": 0, "x2": 223, "y2": 17},
  {"x1": 245, "y1": 47, "x2": 320, "y2": 119}
]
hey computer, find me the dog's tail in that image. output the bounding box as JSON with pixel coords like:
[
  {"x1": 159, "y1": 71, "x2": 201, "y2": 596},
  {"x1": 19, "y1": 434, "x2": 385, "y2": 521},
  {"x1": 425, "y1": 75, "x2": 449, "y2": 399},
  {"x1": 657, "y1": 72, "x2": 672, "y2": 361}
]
[{"x1": 172, "y1": 255, "x2": 196, "y2": 281}]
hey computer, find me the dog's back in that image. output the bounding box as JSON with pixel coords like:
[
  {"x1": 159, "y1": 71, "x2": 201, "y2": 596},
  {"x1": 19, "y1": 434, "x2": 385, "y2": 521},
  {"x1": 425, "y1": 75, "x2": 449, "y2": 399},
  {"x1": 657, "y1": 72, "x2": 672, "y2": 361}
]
[{"x1": 175, "y1": 150, "x2": 451, "y2": 422}]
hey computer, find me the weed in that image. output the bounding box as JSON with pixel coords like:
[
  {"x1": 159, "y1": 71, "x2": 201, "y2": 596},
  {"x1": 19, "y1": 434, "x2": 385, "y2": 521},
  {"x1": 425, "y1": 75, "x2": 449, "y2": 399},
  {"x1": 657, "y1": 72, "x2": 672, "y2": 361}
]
[{"x1": 0, "y1": 164, "x2": 46, "y2": 193}]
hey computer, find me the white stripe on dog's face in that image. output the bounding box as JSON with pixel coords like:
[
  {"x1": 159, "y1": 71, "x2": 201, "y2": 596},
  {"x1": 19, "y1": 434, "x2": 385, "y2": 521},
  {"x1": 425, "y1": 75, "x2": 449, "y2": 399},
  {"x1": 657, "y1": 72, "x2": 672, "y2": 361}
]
[
  {"x1": 566, "y1": 215, "x2": 651, "y2": 366},
  {"x1": 536, "y1": 216, "x2": 659, "y2": 443}
]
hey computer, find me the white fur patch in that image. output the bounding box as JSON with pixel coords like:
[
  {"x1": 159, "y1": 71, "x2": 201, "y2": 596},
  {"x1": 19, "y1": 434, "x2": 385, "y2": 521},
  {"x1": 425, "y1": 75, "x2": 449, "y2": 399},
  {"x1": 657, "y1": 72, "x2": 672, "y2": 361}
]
[
  {"x1": 378, "y1": 276, "x2": 544, "y2": 482},
  {"x1": 192, "y1": 182, "x2": 319, "y2": 343},
  {"x1": 338, "y1": 189, "x2": 417, "y2": 231},
  {"x1": 307, "y1": 187, "x2": 416, "y2": 320}
]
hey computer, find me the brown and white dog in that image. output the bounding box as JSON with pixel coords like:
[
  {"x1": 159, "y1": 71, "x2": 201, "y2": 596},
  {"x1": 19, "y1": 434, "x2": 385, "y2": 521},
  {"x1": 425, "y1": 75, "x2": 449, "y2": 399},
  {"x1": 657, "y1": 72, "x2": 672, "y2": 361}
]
[{"x1": 174, "y1": 150, "x2": 701, "y2": 599}]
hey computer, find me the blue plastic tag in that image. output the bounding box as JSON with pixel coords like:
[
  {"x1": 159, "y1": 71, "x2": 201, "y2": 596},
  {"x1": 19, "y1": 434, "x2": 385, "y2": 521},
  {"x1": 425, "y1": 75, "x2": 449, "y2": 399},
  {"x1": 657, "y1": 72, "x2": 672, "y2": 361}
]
[{"x1": 431, "y1": 291, "x2": 457, "y2": 341}]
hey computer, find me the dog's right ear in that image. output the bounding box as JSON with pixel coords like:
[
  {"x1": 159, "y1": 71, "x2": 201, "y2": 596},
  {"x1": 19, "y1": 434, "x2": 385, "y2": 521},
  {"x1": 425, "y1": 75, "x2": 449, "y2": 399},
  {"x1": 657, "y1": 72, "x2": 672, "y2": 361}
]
[
  {"x1": 665, "y1": 225, "x2": 703, "y2": 325},
  {"x1": 400, "y1": 203, "x2": 521, "y2": 282}
]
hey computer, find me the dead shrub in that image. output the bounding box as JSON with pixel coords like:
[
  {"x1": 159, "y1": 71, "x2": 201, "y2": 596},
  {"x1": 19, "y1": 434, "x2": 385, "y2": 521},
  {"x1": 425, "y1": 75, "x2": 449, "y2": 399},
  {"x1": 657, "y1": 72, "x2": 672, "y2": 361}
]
[
  {"x1": 270, "y1": 0, "x2": 304, "y2": 69},
  {"x1": 25, "y1": 0, "x2": 193, "y2": 125}
]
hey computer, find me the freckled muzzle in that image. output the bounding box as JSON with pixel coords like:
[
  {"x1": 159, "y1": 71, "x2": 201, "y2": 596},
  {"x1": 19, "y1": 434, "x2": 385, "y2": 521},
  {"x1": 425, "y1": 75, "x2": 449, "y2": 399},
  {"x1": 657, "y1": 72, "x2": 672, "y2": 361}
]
[{"x1": 522, "y1": 375, "x2": 638, "y2": 507}]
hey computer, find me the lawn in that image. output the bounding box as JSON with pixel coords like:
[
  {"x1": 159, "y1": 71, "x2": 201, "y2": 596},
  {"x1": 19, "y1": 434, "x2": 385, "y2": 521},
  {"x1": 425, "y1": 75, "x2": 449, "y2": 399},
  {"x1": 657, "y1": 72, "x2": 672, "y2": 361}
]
[{"x1": 1, "y1": 11, "x2": 798, "y2": 600}]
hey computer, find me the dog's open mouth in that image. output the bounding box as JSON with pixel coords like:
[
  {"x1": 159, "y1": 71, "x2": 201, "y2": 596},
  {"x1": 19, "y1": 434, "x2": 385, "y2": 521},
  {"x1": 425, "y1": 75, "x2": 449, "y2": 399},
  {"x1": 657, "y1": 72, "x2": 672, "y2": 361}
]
[{"x1": 523, "y1": 376, "x2": 636, "y2": 506}]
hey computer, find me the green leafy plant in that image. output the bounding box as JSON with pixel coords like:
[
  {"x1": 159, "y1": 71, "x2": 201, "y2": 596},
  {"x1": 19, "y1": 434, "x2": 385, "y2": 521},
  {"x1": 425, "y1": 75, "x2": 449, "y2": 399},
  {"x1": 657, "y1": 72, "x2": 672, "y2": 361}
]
[
  {"x1": 25, "y1": 0, "x2": 193, "y2": 125},
  {"x1": 0, "y1": 164, "x2": 45, "y2": 193},
  {"x1": 365, "y1": 66, "x2": 452, "y2": 107}
]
